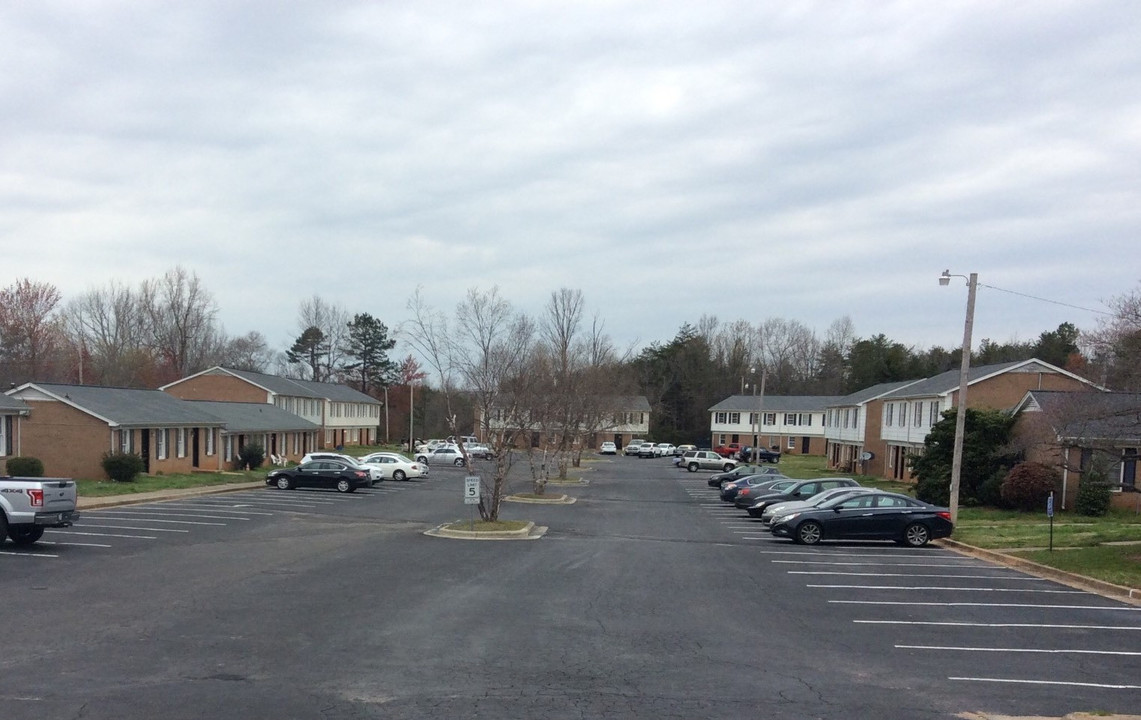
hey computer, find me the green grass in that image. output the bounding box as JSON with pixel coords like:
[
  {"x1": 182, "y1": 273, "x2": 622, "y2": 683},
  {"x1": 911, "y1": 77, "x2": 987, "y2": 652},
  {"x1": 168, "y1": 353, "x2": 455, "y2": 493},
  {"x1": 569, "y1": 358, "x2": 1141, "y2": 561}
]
[
  {"x1": 1012, "y1": 545, "x2": 1141, "y2": 589},
  {"x1": 953, "y1": 506, "x2": 1141, "y2": 549},
  {"x1": 77, "y1": 470, "x2": 265, "y2": 497}
]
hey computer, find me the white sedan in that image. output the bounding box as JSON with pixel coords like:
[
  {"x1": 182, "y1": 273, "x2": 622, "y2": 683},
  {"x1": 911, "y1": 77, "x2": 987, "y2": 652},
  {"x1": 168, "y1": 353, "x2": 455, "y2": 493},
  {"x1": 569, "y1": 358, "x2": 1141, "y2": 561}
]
[
  {"x1": 359, "y1": 452, "x2": 428, "y2": 481},
  {"x1": 599, "y1": 441, "x2": 617, "y2": 455}
]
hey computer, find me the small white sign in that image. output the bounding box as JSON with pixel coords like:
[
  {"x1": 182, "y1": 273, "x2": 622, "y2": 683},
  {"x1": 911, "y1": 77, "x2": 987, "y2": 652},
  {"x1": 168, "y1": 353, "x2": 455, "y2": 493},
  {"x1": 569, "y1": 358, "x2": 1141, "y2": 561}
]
[{"x1": 464, "y1": 476, "x2": 481, "y2": 505}]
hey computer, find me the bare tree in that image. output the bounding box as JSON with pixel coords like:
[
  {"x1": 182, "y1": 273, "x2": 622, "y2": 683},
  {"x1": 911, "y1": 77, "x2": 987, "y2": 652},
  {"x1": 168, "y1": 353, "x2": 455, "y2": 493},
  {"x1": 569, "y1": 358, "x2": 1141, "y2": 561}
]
[
  {"x1": 139, "y1": 266, "x2": 219, "y2": 381},
  {"x1": 1082, "y1": 282, "x2": 1141, "y2": 390},
  {"x1": 292, "y1": 296, "x2": 350, "y2": 382},
  {"x1": 0, "y1": 278, "x2": 65, "y2": 385}
]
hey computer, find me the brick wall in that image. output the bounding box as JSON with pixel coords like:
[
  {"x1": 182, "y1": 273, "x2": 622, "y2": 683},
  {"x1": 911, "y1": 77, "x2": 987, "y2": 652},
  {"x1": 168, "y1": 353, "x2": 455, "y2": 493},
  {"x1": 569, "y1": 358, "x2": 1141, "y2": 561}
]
[
  {"x1": 164, "y1": 375, "x2": 268, "y2": 403},
  {"x1": 19, "y1": 400, "x2": 114, "y2": 480}
]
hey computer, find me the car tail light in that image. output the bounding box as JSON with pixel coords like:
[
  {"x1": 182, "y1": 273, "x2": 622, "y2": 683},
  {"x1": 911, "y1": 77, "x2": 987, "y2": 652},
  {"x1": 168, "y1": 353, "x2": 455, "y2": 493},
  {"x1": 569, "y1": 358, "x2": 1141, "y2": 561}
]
[
  {"x1": 739, "y1": 489, "x2": 750, "y2": 496},
  {"x1": 937, "y1": 511, "x2": 952, "y2": 521},
  {"x1": 354, "y1": 471, "x2": 367, "y2": 478},
  {"x1": 26, "y1": 489, "x2": 44, "y2": 507}
]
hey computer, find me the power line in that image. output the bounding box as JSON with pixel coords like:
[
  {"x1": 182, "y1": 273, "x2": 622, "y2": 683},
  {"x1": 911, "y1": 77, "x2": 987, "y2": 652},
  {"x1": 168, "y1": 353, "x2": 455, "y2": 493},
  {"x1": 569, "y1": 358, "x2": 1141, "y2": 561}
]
[{"x1": 977, "y1": 283, "x2": 1113, "y2": 317}]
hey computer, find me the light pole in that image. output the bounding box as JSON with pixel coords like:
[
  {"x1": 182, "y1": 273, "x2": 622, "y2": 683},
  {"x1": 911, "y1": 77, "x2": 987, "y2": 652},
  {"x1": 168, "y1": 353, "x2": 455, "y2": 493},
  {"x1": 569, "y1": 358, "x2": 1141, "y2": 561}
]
[{"x1": 939, "y1": 269, "x2": 977, "y2": 525}]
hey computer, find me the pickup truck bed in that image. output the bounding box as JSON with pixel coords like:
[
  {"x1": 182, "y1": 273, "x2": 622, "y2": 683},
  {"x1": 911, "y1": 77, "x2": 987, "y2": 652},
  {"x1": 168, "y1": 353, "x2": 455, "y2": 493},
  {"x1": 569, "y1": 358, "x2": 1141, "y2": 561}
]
[{"x1": 1, "y1": 476, "x2": 80, "y2": 546}]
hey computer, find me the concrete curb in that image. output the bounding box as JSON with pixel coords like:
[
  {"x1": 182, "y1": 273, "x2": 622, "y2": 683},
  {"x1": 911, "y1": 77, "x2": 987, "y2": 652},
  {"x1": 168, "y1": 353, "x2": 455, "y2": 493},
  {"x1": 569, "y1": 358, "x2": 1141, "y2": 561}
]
[
  {"x1": 504, "y1": 494, "x2": 576, "y2": 504},
  {"x1": 424, "y1": 521, "x2": 547, "y2": 540},
  {"x1": 936, "y1": 538, "x2": 1141, "y2": 606},
  {"x1": 77, "y1": 481, "x2": 265, "y2": 510}
]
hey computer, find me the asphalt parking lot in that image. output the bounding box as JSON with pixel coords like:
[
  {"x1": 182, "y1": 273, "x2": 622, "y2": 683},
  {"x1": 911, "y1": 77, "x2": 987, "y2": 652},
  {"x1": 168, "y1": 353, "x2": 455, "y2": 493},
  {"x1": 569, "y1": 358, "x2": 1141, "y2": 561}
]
[{"x1": 2, "y1": 455, "x2": 1138, "y2": 719}]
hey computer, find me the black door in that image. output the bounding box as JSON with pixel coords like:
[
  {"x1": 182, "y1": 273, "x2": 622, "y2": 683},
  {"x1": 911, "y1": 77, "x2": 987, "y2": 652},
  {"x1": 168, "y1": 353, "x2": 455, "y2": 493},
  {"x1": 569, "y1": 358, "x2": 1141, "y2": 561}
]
[
  {"x1": 140, "y1": 429, "x2": 151, "y2": 474},
  {"x1": 192, "y1": 428, "x2": 200, "y2": 468}
]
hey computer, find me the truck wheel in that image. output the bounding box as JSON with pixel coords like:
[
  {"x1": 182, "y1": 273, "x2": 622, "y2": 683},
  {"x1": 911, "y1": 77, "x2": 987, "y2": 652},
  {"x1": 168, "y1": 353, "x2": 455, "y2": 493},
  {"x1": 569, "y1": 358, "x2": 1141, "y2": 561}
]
[
  {"x1": 9, "y1": 525, "x2": 45, "y2": 546},
  {"x1": 0, "y1": 512, "x2": 8, "y2": 544},
  {"x1": 687, "y1": 463, "x2": 699, "y2": 472}
]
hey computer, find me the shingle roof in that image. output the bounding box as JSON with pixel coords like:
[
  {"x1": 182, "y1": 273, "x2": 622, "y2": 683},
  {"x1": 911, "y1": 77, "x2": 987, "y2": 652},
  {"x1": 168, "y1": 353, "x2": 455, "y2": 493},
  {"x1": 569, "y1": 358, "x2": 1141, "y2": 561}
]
[
  {"x1": 185, "y1": 401, "x2": 320, "y2": 433},
  {"x1": 207, "y1": 367, "x2": 380, "y2": 404},
  {"x1": 878, "y1": 360, "x2": 1073, "y2": 399},
  {"x1": 0, "y1": 393, "x2": 29, "y2": 412},
  {"x1": 709, "y1": 395, "x2": 844, "y2": 413},
  {"x1": 23, "y1": 383, "x2": 223, "y2": 427},
  {"x1": 1024, "y1": 390, "x2": 1141, "y2": 443},
  {"x1": 830, "y1": 379, "x2": 925, "y2": 407}
]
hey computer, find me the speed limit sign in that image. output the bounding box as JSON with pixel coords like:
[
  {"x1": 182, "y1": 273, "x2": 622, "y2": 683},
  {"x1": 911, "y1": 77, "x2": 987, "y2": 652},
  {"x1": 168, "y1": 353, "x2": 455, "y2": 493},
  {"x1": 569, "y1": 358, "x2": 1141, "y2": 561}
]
[{"x1": 464, "y1": 476, "x2": 481, "y2": 505}]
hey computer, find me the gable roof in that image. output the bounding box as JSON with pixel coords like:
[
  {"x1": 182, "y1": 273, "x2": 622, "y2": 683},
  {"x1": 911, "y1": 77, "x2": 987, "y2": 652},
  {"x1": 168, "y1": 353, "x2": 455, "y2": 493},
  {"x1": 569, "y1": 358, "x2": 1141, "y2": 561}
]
[
  {"x1": 879, "y1": 359, "x2": 1093, "y2": 400},
  {"x1": 185, "y1": 401, "x2": 320, "y2": 434},
  {"x1": 830, "y1": 379, "x2": 925, "y2": 407},
  {"x1": 0, "y1": 393, "x2": 29, "y2": 412},
  {"x1": 164, "y1": 366, "x2": 381, "y2": 404},
  {"x1": 1019, "y1": 390, "x2": 1141, "y2": 444},
  {"x1": 11, "y1": 383, "x2": 224, "y2": 428},
  {"x1": 709, "y1": 395, "x2": 844, "y2": 413}
]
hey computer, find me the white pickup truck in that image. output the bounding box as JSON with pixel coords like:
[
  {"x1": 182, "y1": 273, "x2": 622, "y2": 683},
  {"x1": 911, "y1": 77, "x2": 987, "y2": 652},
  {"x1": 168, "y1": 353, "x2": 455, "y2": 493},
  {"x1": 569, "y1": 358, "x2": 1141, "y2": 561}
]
[{"x1": 0, "y1": 477, "x2": 80, "y2": 546}]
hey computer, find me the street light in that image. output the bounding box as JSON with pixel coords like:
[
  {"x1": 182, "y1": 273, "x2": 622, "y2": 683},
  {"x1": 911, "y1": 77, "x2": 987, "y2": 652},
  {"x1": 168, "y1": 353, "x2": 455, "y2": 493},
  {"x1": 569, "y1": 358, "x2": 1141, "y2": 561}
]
[
  {"x1": 940, "y1": 269, "x2": 977, "y2": 525},
  {"x1": 746, "y1": 366, "x2": 766, "y2": 465}
]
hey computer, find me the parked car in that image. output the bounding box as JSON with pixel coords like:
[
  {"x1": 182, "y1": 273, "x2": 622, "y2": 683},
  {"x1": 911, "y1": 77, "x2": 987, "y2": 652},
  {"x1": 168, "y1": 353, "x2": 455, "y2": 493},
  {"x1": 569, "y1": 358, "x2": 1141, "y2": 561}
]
[
  {"x1": 359, "y1": 452, "x2": 427, "y2": 481},
  {"x1": 301, "y1": 452, "x2": 383, "y2": 483},
  {"x1": 653, "y1": 443, "x2": 676, "y2": 457},
  {"x1": 674, "y1": 444, "x2": 697, "y2": 456},
  {"x1": 738, "y1": 478, "x2": 861, "y2": 512},
  {"x1": 683, "y1": 450, "x2": 738, "y2": 473},
  {"x1": 713, "y1": 442, "x2": 745, "y2": 458},
  {"x1": 769, "y1": 491, "x2": 954, "y2": 547},
  {"x1": 720, "y1": 477, "x2": 795, "y2": 502},
  {"x1": 707, "y1": 464, "x2": 785, "y2": 488},
  {"x1": 465, "y1": 443, "x2": 495, "y2": 460},
  {"x1": 740, "y1": 446, "x2": 782, "y2": 463},
  {"x1": 599, "y1": 441, "x2": 617, "y2": 455},
  {"x1": 758, "y1": 487, "x2": 874, "y2": 526},
  {"x1": 637, "y1": 443, "x2": 658, "y2": 458},
  {"x1": 266, "y1": 460, "x2": 371, "y2": 493},
  {"x1": 416, "y1": 447, "x2": 468, "y2": 466},
  {"x1": 624, "y1": 441, "x2": 646, "y2": 456},
  {"x1": 0, "y1": 476, "x2": 80, "y2": 546}
]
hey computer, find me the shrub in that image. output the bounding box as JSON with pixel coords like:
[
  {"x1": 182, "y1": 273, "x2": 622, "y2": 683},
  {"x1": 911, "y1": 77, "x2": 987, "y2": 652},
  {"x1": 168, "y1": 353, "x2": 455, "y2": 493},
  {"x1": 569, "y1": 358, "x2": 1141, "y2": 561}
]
[
  {"x1": 1000, "y1": 461, "x2": 1060, "y2": 512},
  {"x1": 5, "y1": 456, "x2": 44, "y2": 477},
  {"x1": 915, "y1": 476, "x2": 949, "y2": 506},
  {"x1": 237, "y1": 443, "x2": 265, "y2": 471},
  {"x1": 976, "y1": 470, "x2": 1008, "y2": 509},
  {"x1": 1074, "y1": 465, "x2": 1113, "y2": 517},
  {"x1": 102, "y1": 452, "x2": 145, "y2": 482}
]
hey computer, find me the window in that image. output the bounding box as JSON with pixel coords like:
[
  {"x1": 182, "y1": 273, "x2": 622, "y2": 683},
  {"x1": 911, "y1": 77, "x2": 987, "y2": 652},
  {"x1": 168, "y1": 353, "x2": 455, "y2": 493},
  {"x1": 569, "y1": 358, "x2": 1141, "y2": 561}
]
[
  {"x1": 763, "y1": 413, "x2": 775, "y2": 426},
  {"x1": 177, "y1": 428, "x2": 187, "y2": 458},
  {"x1": 784, "y1": 413, "x2": 797, "y2": 426},
  {"x1": 898, "y1": 403, "x2": 907, "y2": 427},
  {"x1": 853, "y1": 408, "x2": 860, "y2": 427},
  {"x1": 843, "y1": 409, "x2": 850, "y2": 429},
  {"x1": 801, "y1": 414, "x2": 811, "y2": 426},
  {"x1": 787, "y1": 436, "x2": 796, "y2": 449},
  {"x1": 929, "y1": 401, "x2": 940, "y2": 426},
  {"x1": 749, "y1": 412, "x2": 758, "y2": 425},
  {"x1": 0, "y1": 416, "x2": 8, "y2": 456},
  {"x1": 885, "y1": 404, "x2": 894, "y2": 426},
  {"x1": 205, "y1": 428, "x2": 215, "y2": 456},
  {"x1": 913, "y1": 402, "x2": 923, "y2": 427},
  {"x1": 118, "y1": 429, "x2": 133, "y2": 454},
  {"x1": 717, "y1": 434, "x2": 726, "y2": 445},
  {"x1": 715, "y1": 412, "x2": 727, "y2": 424},
  {"x1": 1121, "y1": 448, "x2": 1137, "y2": 492},
  {"x1": 728, "y1": 412, "x2": 741, "y2": 424},
  {"x1": 156, "y1": 429, "x2": 168, "y2": 460}
]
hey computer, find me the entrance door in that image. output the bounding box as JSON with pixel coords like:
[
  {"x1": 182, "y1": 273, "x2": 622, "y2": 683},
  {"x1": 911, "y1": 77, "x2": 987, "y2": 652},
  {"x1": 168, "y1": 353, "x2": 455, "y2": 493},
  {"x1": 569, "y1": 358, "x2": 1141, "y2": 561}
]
[
  {"x1": 140, "y1": 429, "x2": 151, "y2": 474},
  {"x1": 801, "y1": 436, "x2": 809, "y2": 454},
  {"x1": 192, "y1": 428, "x2": 200, "y2": 468}
]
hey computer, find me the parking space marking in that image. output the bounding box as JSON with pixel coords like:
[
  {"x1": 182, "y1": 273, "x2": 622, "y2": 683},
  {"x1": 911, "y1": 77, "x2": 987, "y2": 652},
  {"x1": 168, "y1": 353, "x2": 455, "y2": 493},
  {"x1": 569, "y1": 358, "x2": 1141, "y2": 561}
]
[
  {"x1": 855, "y1": 620, "x2": 1141, "y2": 630},
  {"x1": 947, "y1": 677, "x2": 1141, "y2": 690},
  {"x1": 48, "y1": 530, "x2": 158, "y2": 539},
  {"x1": 899, "y1": 644, "x2": 1141, "y2": 656},
  {"x1": 791, "y1": 571, "x2": 1047, "y2": 580},
  {"x1": 173, "y1": 502, "x2": 275, "y2": 513},
  {"x1": 75, "y1": 524, "x2": 190, "y2": 533},
  {"x1": 1, "y1": 550, "x2": 59, "y2": 558},
  {"x1": 773, "y1": 559, "x2": 979, "y2": 567},
  {"x1": 758, "y1": 548, "x2": 972, "y2": 558},
  {"x1": 88, "y1": 515, "x2": 227, "y2": 526},
  {"x1": 807, "y1": 583, "x2": 1084, "y2": 594},
  {"x1": 100, "y1": 509, "x2": 253, "y2": 521},
  {"x1": 829, "y1": 600, "x2": 1140, "y2": 611},
  {"x1": 37, "y1": 540, "x2": 113, "y2": 548}
]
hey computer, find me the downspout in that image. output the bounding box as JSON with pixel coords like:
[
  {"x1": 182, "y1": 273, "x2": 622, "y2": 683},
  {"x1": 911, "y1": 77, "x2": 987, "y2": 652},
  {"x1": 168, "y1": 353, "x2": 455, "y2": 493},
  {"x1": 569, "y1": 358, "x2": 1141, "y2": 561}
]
[{"x1": 1061, "y1": 445, "x2": 1069, "y2": 511}]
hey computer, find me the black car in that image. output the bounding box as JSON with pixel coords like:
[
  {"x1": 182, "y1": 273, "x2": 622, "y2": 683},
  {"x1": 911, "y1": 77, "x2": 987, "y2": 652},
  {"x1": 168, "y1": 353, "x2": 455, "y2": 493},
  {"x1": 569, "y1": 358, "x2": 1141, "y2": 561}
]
[
  {"x1": 737, "y1": 478, "x2": 861, "y2": 512},
  {"x1": 265, "y1": 460, "x2": 371, "y2": 493},
  {"x1": 707, "y1": 465, "x2": 786, "y2": 488},
  {"x1": 720, "y1": 477, "x2": 794, "y2": 502},
  {"x1": 739, "y1": 446, "x2": 781, "y2": 463},
  {"x1": 769, "y1": 491, "x2": 953, "y2": 547}
]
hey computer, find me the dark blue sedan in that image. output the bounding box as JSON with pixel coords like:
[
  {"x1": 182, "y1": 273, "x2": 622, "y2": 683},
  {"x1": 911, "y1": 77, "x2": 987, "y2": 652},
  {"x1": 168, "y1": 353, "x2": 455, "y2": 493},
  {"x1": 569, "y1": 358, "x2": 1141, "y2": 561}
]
[{"x1": 769, "y1": 491, "x2": 953, "y2": 547}]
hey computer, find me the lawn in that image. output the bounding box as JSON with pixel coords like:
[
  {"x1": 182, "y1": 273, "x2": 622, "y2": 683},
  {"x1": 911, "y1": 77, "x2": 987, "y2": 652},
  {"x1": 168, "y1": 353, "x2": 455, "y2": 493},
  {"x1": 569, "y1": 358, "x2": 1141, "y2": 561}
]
[
  {"x1": 1012, "y1": 545, "x2": 1141, "y2": 590},
  {"x1": 952, "y1": 506, "x2": 1141, "y2": 549},
  {"x1": 76, "y1": 470, "x2": 266, "y2": 497}
]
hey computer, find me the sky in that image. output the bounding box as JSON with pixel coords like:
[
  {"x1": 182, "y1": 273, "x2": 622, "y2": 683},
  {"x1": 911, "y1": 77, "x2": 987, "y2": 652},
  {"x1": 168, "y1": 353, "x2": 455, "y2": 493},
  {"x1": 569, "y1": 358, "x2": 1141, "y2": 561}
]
[{"x1": 2, "y1": 0, "x2": 1139, "y2": 360}]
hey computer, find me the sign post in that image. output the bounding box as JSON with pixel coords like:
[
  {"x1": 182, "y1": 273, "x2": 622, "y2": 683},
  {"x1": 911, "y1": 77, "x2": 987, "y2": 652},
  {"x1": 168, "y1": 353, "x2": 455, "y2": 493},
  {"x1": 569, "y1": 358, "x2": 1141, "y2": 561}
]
[
  {"x1": 464, "y1": 476, "x2": 481, "y2": 531},
  {"x1": 1046, "y1": 491, "x2": 1055, "y2": 552}
]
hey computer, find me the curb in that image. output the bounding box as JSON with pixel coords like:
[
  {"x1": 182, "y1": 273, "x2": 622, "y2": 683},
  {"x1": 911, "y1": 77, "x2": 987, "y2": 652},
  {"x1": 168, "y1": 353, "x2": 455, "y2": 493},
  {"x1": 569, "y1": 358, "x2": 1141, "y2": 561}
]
[
  {"x1": 504, "y1": 494, "x2": 576, "y2": 504},
  {"x1": 936, "y1": 538, "x2": 1141, "y2": 606},
  {"x1": 77, "y1": 481, "x2": 265, "y2": 510},
  {"x1": 424, "y1": 521, "x2": 547, "y2": 540}
]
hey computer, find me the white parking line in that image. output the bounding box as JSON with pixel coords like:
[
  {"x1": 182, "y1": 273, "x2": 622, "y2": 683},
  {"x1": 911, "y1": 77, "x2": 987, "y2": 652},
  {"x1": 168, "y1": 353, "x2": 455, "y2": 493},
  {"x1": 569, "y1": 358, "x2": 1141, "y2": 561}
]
[
  {"x1": 758, "y1": 549, "x2": 969, "y2": 558},
  {"x1": 1, "y1": 550, "x2": 58, "y2": 558},
  {"x1": 89, "y1": 515, "x2": 227, "y2": 526},
  {"x1": 75, "y1": 524, "x2": 189, "y2": 533},
  {"x1": 168, "y1": 503, "x2": 274, "y2": 515},
  {"x1": 37, "y1": 540, "x2": 113, "y2": 548},
  {"x1": 948, "y1": 677, "x2": 1141, "y2": 690},
  {"x1": 773, "y1": 560, "x2": 979, "y2": 567},
  {"x1": 855, "y1": 620, "x2": 1141, "y2": 630},
  {"x1": 98, "y1": 509, "x2": 252, "y2": 521},
  {"x1": 899, "y1": 644, "x2": 1141, "y2": 656},
  {"x1": 791, "y1": 571, "x2": 1046, "y2": 580},
  {"x1": 807, "y1": 584, "x2": 1083, "y2": 594},
  {"x1": 830, "y1": 600, "x2": 1140, "y2": 611},
  {"x1": 48, "y1": 530, "x2": 157, "y2": 539}
]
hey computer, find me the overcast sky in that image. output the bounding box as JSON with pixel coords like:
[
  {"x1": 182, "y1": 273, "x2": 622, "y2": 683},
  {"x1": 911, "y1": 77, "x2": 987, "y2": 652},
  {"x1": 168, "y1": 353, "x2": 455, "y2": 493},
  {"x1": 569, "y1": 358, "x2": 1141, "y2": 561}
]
[{"x1": 3, "y1": 1, "x2": 1138, "y2": 360}]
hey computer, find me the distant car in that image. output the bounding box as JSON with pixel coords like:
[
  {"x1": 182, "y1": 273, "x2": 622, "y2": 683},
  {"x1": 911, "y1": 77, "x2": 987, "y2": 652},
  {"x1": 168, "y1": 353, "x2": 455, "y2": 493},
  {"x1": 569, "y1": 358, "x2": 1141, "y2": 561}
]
[
  {"x1": 653, "y1": 443, "x2": 676, "y2": 457},
  {"x1": 740, "y1": 446, "x2": 782, "y2": 463},
  {"x1": 769, "y1": 491, "x2": 954, "y2": 547},
  {"x1": 707, "y1": 464, "x2": 785, "y2": 488},
  {"x1": 684, "y1": 451, "x2": 737, "y2": 473},
  {"x1": 758, "y1": 487, "x2": 874, "y2": 526},
  {"x1": 465, "y1": 443, "x2": 495, "y2": 460},
  {"x1": 674, "y1": 444, "x2": 697, "y2": 456},
  {"x1": 416, "y1": 447, "x2": 468, "y2": 466},
  {"x1": 301, "y1": 452, "x2": 383, "y2": 483},
  {"x1": 720, "y1": 477, "x2": 795, "y2": 502},
  {"x1": 359, "y1": 452, "x2": 427, "y2": 481},
  {"x1": 599, "y1": 441, "x2": 617, "y2": 455},
  {"x1": 624, "y1": 441, "x2": 646, "y2": 456},
  {"x1": 266, "y1": 460, "x2": 371, "y2": 493},
  {"x1": 638, "y1": 443, "x2": 658, "y2": 458},
  {"x1": 738, "y1": 478, "x2": 862, "y2": 513}
]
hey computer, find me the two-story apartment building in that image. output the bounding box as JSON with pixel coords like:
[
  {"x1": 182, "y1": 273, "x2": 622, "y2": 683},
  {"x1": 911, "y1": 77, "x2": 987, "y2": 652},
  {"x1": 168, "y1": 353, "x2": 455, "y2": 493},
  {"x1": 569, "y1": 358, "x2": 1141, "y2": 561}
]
[
  {"x1": 873, "y1": 359, "x2": 1097, "y2": 481},
  {"x1": 823, "y1": 380, "x2": 923, "y2": 475},
  {"x1": 162, "y1": 367, "x2": 381, "y2": 448},
  {"x1": 482, "y1": 395, "x2": 651, "y2": 450},
  {"x1": 0, "y1": 393, "x2": 30, "y2": 472},
  {"x1": 708, "y1": 395, "x2": 841, "y2": 456}
]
